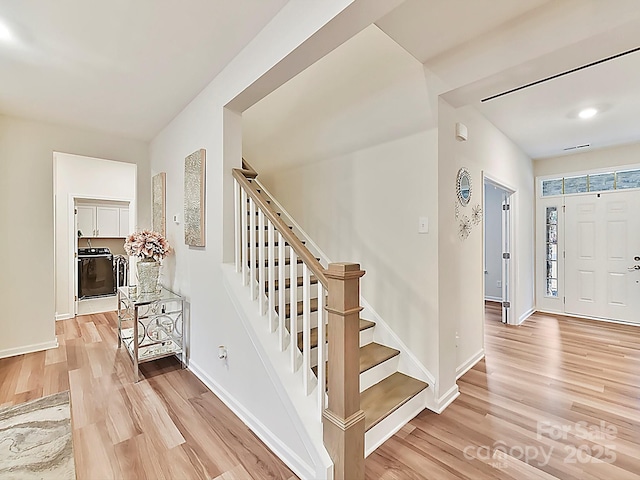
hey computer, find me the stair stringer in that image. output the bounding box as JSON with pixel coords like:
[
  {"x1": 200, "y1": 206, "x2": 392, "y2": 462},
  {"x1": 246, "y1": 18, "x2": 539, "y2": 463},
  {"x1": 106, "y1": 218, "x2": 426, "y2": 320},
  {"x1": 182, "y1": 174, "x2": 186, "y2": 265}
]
[
  {"x1": 222, "y1": 264, "x2": 333, "y2": 480},
  {"x1": 253, "y1": 179, "x2": 438, "y2": 444}
]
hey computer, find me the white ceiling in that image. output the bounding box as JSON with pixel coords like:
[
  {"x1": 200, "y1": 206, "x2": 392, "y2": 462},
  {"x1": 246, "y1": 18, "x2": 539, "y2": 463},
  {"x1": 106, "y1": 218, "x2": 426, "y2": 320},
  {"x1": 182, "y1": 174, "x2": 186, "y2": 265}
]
[
  {"x1": 2, "y1": 0, "x2": 640, "y2": 160},
  {"x1": 0, "y1": 0, "x2": 287, "y2": 141},
  {"x1": 378, "y1": 0, "x2": 640, "y2": 159}
]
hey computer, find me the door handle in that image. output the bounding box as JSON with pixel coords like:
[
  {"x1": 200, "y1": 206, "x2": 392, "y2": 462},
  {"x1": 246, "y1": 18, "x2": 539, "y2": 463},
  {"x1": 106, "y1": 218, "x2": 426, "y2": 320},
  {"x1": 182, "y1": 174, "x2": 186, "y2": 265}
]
[{"x1": 628, "y1": 265, "x2": 640, "y2": 271}]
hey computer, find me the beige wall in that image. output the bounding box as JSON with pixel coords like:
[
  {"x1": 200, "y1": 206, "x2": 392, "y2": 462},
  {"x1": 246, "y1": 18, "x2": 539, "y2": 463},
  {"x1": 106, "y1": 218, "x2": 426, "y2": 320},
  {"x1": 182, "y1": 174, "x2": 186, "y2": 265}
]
[
  {"x1": 438, "y1": 101, "x2": 535, "y2": 387},
  {"x1": 534, "y1": 142, "x2": 640, "y2": 178},
  {"x1": 259, "y1": 129, "x2": 440, "y2": 377},
  {"x1": 0, "y1": 114, "x2": 149, "y2": 358}
]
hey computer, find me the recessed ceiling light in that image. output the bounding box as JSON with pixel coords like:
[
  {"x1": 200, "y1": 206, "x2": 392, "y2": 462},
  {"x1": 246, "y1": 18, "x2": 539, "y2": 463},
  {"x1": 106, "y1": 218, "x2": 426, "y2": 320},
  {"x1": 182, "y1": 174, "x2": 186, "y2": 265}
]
[
  {"x1": 0, "y1": 22, "x2": 13, "y2": 42},
  {"x1": 578, "y1": 108, "x2": 598, "y2": 119}
]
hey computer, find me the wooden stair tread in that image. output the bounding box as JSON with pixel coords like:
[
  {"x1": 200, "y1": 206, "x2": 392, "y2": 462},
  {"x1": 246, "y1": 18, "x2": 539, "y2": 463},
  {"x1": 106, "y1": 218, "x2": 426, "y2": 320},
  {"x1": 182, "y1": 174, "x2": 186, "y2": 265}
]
[
  {"x1": 360, "y1": 372, "x2": 428, "y2": 431},
  {"x1": 249, "y1": 225, "x2": 293, "y2": 230},
  {"x1": 249, "y1": 257, "x2": 319, "y2": 268},
  {"x1": 299, "y1": 318, "x2": 375, "y2": 350},
  {"x1": 311, "y1": 343, "x2": 399, "y2": 386},
  {"x1": 266, "y1": 276, "x2": 318, "y2": 293},
  {"x1": 275, "y1": 297, "x2": 319, "y2": 318},
  {"x1": 247, "y1": 240, "x2": 305, "y2": 247},
  {"x1": 359, "y1": 343, "x2": 400, "y2": 373}
]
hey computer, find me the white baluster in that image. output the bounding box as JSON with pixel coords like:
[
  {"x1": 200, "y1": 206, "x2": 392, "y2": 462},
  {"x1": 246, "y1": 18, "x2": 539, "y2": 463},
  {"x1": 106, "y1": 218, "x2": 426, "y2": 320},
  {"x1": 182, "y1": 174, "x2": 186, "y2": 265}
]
[
  {"x1": 317, "y1": 283, "x2": 325, "y2": 418},
  {"x1": 258, "y1": 210, "x2": 266, "y2": 315},
  {"x1": 290, "y1": 248, "x2": 297, "y2": 372},
  {"x1": 303, "y1": 264, "x2": 311, "y2": 395},
  {"x1": 249, "y1": 198, "x2": 257, "y2": 300},
  {"x1": 241, "y1": 188, "x2": 248, "y2": 286},
  {"x1": 267, "y1": 221, "x2": 275, "y2": 331},
  {"x1": 278, "y1": 232, "x2": 285, "y2": 351},
  {"x1": 234, "y1": 180, "x2": 240, "y2": 273}
]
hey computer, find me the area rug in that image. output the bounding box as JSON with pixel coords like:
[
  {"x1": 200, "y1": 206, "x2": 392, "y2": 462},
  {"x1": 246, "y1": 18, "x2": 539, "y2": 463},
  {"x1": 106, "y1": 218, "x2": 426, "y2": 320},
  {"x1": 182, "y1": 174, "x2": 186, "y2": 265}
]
[{"x1": 0, "y1": 391, "x2": 75, "y2": 479}]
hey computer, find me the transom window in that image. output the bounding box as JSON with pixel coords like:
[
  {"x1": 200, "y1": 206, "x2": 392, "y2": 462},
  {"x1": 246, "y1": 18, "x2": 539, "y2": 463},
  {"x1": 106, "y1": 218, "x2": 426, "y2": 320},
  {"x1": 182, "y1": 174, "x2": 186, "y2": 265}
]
[{"x1": 541, "y1": 168, "x2": 640, "y2": 197}]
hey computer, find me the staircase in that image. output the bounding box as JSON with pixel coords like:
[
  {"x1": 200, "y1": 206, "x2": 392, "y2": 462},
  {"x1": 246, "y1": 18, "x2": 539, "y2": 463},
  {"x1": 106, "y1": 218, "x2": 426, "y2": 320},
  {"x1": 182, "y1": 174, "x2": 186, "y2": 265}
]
[{"x1": 232, "y1": 162, "x2": 428, "y2": 479}]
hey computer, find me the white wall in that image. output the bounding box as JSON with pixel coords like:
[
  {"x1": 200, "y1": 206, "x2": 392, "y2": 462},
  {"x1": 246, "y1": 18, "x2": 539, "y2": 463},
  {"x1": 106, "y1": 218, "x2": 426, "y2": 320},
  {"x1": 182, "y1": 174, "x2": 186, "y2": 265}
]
[
  {"x1": 0, "y1": 114, "x2": 149, "y2": 359},
  {"x1": 484, "y1": 184, "x2": 503, "y2": 301},
  {"x1": 246, "y1": 25, "x2": 440, "y2": 376},
  {"x1": 54, "y1": 153, "x2": 138, "y2": 320},
  {"x1": 259, "y1": 130, "x2": 440, "y2": 375},
  {"x1": 149, "y1": 1, "x2": 405, "y2": 477},
  {"x1": 438, "y1": 102, "x2": 535, "y2": 382}
]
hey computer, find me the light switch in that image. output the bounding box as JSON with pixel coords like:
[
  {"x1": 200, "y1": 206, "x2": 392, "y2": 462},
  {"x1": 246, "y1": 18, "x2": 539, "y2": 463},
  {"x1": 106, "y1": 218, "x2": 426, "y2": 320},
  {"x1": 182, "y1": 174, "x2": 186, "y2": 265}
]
[
  {"x1": 173, "y1": 214, "x2": 180, "y2": 224},
  {"x1": 418, "y1": 217, "x2": 429, "y2": 234}
]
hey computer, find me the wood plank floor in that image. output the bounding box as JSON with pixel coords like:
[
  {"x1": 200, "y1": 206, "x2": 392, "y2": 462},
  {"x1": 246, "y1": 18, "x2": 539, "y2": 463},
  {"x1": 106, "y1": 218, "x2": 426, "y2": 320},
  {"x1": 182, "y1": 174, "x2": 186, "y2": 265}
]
[
  {"x1": 365, "y1": 304, "x2": 640, "y2": 479},
  {"x1": 0, "y1": 312, "x2": 297, "y2": 480},
  {"x1": 2, "y1": 306, "x2": 640, "y2": 479}
]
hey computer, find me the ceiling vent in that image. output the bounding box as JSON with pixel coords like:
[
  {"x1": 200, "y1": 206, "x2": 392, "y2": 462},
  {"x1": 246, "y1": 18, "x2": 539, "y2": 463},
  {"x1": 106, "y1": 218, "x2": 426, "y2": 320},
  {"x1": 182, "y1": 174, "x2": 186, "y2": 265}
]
[
  {"x1": 481, "y1": 46, "x2": 640, "y2": 103},
  {"x1": 563, "y1": 144, "x2": 590, "y2": 152}
]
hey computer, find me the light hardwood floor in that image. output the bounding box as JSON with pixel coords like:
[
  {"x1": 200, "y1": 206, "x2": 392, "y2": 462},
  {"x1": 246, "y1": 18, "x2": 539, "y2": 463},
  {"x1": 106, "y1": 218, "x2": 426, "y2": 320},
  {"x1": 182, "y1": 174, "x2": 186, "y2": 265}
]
[
  {"x1": 2, "y1": 307, "x2": 639, "y2": 479},
  {"x1": 365, "y1": 304, "x2": 640, "y2": 479},
  {"x1": 0, "y1": 312, "x2": 297, "y2": 480}
]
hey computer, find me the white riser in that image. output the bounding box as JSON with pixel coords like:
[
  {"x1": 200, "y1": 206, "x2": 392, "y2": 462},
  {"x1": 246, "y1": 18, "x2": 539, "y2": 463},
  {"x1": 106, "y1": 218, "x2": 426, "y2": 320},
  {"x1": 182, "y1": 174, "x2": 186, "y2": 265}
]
[
  {"x1": 364, "y1": 388, "x2": 428, "y2": 457},
  {"x1": 360, "y1": 326, "x2": 374, "y2": 347},
  {"x1": 360, "y1": 355, "x2": 399, "y2": 392}
]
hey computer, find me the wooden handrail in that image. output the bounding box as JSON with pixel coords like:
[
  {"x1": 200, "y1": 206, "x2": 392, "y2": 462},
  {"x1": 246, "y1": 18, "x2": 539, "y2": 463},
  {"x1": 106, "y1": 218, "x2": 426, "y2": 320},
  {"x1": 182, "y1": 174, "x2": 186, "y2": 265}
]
[{"x1": 232, "y1": 168, "x2": 328, "y2": 288}]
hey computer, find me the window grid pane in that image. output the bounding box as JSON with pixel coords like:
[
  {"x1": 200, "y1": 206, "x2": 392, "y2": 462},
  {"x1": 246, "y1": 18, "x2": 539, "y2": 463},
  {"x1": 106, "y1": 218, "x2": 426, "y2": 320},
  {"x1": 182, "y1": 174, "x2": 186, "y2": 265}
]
[{"x1": 588, "y1": 173, "x2": 615, "y2": 192}]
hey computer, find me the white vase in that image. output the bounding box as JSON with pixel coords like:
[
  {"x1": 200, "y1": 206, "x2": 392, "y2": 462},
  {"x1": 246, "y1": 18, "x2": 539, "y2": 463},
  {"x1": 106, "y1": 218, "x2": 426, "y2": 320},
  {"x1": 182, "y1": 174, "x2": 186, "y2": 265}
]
[{"x1": 137, "y1": 259, "x2": 160, "y2": 294}]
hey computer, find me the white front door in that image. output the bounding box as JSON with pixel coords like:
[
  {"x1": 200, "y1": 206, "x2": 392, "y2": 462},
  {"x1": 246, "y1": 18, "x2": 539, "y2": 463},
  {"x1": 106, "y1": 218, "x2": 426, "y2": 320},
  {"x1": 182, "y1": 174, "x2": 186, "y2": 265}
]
[{"x1": 565, "y1": 190, "x2": 640, "y2": 323}]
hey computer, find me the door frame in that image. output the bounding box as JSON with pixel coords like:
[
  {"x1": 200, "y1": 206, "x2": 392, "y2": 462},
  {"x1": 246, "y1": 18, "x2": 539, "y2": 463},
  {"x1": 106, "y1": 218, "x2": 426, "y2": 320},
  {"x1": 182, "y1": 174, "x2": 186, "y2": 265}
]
[{"x1": 483, "y1": 173, "x2": 517, "y2": 325}]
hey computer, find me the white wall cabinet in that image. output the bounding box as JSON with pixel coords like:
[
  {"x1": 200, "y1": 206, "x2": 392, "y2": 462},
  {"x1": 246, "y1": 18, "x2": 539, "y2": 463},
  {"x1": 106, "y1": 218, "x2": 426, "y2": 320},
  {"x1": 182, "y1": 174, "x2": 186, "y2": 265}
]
[
  {"x1": 76, "y1": 204, "x2": 129, "y2": 238},
  {"x1": 119, "y1": 208, "x2": 130, "y2": 237},
  {"x1": 76, "y1": 206, "x2": 96, "y2": 238}
]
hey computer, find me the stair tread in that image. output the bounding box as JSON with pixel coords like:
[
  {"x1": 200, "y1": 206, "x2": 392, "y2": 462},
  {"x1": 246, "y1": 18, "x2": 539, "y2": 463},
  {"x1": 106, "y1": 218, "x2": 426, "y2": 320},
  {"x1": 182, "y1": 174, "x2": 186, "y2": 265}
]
[
  {"x1": 359, "y1": 343, "x2": 400, "y2": 373},
  {"x1": 360, "y1": 372, "x2": 428, "y2": 431},
  {"x1": 247, "y1": 240, "x2": 305, "y2": 247},
  {"x1": 299, "y1": 318, "x2": 375, "y2": 350},
  {"x1": 266, "y1": 276, "x2": 318, "y2": 293},
  {"x1": 275, "y1": 297, "x2": 319, "y2": 318},
  {"x1": 249, "y1": 257, "x2": 319, "y2": 268},
  {"x1": 311, "y1": 342, "x2": 399, "y2": 386}
]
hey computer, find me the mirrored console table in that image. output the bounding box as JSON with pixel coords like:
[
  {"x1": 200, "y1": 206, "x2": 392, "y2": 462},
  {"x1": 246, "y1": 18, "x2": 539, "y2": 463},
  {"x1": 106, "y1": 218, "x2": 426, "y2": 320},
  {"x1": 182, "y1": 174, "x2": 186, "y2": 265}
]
[{"x1": 117, "y1": 286, "x2": 184, "y2": 382}]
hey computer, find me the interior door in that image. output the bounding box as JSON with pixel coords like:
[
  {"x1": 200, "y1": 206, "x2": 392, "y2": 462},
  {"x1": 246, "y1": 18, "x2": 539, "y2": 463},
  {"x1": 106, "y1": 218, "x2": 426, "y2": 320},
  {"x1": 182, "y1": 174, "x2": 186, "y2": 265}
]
[
  {"x1": 565, "y1": 191, "x2": 640, "y2": 323},
  {"x1": 501, "y1": 193, "x2": 511, "y2": 324}
]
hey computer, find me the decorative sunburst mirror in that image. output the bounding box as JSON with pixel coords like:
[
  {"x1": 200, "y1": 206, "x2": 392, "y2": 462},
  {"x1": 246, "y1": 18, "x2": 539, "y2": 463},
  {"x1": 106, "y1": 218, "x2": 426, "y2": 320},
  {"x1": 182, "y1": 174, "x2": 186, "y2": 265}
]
[{"x1": 456, "y1": 168, "x2": 472, "y2": 206}]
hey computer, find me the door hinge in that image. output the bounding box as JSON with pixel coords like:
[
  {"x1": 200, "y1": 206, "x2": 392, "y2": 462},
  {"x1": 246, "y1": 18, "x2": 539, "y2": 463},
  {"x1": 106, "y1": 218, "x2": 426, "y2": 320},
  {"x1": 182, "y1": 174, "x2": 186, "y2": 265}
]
[
  {"x1": 74, "y1": 208, "x2": 77, "y2": 215},
  {"x1": 563, "y1": 205, "x2": 566, "y2": 212},
  {"x1": 502, "y1": 204, "x2": 510, "y2": 211},
  {"x1": 502, "y1": 301, "x2": 511, "y2": 308},
  {"x1": 563, "y1": 251, "x2": 566, "y2": 258},
  {"x1": 503, "y1": 252, "x2": 511, "y2": 259},
  {"x1": 74, "y1": 295, "x2": 77, "y2": 301},
  {"x1": 563, "y1": 296, "x2": 566, "y2": 304}
]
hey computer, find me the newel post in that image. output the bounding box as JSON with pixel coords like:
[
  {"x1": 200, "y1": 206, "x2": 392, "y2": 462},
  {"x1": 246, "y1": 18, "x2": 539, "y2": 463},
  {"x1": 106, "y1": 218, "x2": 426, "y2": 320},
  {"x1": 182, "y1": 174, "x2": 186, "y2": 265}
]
[{"x1": 323, "y1": 263, "x2": 366, "y2": 480}]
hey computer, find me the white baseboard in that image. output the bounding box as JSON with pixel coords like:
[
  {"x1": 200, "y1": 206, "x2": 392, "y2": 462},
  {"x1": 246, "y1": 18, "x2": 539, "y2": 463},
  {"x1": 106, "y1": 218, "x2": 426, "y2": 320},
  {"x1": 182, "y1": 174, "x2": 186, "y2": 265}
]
[
  {"x1": 0, "y1": 339, "x2": 59, "y2": 359},
  {"x1": 188, "y1": 361, "x2": 319, "y2": 480},
  {"x1": 434, "y1": 383, "x2": 460, "y2": 414},
  {"x1": 55, "y1": 313, "x2": 74, "y2": 321},
  {"x1": 456, "y1": 349, "x2": 485, "y2": 380},
  {"x1": 484, "y1": 296, "x2": 502, "y2": 303},
  {"x1": 517, "y1": 307, "x2": 535, "y2": 325}
]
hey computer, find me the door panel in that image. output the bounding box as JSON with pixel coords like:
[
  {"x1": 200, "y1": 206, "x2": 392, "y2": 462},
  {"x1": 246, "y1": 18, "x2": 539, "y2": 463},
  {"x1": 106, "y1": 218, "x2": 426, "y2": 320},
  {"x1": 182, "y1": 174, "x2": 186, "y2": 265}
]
[{"x1": 565, "y1": 191, "x2": 640, "y2": 323}]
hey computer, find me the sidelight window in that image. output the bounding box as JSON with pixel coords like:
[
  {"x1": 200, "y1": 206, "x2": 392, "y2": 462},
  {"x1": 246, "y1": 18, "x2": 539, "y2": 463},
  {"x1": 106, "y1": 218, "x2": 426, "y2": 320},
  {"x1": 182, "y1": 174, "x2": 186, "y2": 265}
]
[{"x1": 545, "y1": 207, "x2": 558, "y2": 297}]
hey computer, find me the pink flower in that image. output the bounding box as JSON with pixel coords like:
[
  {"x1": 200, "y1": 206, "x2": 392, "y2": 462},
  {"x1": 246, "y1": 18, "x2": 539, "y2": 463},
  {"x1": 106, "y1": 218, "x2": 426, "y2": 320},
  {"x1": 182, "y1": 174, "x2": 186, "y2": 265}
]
[{"x1": 124, "y1": 230, "x2": 172, "y2": 260}]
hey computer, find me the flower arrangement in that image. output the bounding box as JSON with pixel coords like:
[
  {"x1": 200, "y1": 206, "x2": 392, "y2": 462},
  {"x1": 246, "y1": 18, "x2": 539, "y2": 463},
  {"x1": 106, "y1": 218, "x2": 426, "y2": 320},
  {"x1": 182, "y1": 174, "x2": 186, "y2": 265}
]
[{"x1": 124, "y1": 230, "x2": 172, "y2": 261}]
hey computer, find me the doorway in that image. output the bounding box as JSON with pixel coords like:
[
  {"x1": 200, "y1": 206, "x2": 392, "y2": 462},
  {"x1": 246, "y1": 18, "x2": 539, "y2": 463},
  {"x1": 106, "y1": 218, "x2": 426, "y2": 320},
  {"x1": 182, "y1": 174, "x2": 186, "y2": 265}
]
[
  {"x1": 484, "y1": 176, "x2": 515, "y2": 324},
  {"x1": 565, "y1": 190, "x2": 640, "y2": 324}
]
